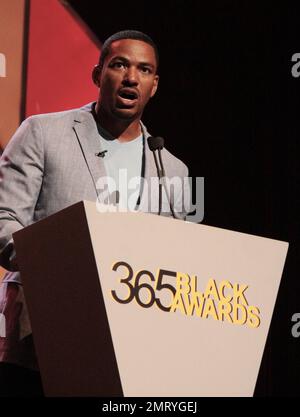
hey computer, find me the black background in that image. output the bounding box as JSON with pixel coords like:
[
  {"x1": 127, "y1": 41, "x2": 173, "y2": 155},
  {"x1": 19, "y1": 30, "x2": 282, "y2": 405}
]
[{"x1": 67, "y1": 0, "x2": 299, "y2": 396}]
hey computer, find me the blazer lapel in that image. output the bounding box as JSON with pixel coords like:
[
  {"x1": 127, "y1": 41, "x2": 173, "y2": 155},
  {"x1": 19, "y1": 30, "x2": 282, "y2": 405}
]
[
  {"x1": 73, "y1": 104, "x2": 107, "y2": 198},
  {"x1": 72, "y1": 106, "x2": 159, "y2": 210}
]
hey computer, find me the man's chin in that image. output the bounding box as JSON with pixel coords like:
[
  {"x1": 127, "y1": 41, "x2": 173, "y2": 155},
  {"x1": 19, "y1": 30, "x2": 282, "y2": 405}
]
[{"x1": 112, "y1": 107, "x2": 140, "y2": 120}]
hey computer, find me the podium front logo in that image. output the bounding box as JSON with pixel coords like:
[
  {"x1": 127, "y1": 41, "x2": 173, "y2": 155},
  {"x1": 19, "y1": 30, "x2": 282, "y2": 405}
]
[{"x1": 110, "y1": 261, "x2": 261, "y2": 328}]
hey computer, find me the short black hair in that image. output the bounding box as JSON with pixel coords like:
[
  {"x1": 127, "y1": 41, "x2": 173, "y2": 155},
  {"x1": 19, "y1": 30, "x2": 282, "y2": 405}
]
[{"x1": 98, "y1": 30, "x2": 159, "y2": 72}]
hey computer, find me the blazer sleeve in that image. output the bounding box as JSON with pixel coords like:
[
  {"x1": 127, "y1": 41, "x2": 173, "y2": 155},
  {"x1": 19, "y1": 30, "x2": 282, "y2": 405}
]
[{"x1": 0, "y1": 117, "x2": 44, "y2": 271}]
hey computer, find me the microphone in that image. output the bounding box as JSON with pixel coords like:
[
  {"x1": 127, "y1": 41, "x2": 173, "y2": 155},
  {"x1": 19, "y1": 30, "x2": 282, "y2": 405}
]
[
  {"x1": 95, "y1": 150, "x2": 108, "y2": 158},
  {"x1": 147, "y1": 136, "x2": 164, "y2": 152},
  {"x1": 147, "y1": 136, "x2": 178, "y2": 219},
  {"x1": 147, "y1": 136, "x2": 164, "y2": 179}
]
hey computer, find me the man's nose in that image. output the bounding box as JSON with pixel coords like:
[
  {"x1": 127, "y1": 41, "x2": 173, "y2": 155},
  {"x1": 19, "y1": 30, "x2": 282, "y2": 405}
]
[{"x1": 122, "y1": 66, "x2": 139, "y2": 85}]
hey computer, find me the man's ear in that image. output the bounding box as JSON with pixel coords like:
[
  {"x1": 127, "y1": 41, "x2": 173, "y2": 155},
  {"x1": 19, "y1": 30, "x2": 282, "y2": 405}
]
[
  {"x1": 150, "y1": 74, "x2": 159, "y2": 98},
  {"x1": 92, "y1": 65, "x2": 101, "y2": 88}
]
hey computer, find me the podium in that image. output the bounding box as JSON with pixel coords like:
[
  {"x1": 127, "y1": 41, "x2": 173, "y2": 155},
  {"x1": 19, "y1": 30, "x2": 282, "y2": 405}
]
[{"x1": 13, "y1": 201, "x2": 288, "y2": 396}]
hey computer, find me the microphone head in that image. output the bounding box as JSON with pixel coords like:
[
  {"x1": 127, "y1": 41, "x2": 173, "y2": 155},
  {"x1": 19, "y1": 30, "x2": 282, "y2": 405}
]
[{"x1": 147, "y1": 136, "x2": 164, "y2": 151}]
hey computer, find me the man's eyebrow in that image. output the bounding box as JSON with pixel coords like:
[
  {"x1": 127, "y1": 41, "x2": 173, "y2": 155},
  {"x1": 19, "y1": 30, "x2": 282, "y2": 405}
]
[
  {"x1": 109, "y1": 56, "x2": 129, "y2": 63},
  {"x1": 139, "y1": 62, "x2": 155, "y2": 69},
  {"x1": 110, "y1": 56, "x2": 155, "y2": 69}
]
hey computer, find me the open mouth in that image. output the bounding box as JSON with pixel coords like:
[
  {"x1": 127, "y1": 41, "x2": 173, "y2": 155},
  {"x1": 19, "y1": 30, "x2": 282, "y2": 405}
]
[
  {"x1": 118, "y1": 91, "x2": 138, "y2": 100},
  {"x1": 117, "y1": 88, "x2": 139, "y2": 103},
  {"x1": 116, "y1": 89, "x2": 139, "y2": 109}
]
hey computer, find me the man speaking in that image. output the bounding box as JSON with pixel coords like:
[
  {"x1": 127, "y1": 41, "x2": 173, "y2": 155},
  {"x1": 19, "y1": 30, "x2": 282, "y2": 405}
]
[{"x1": 0, "y1": 30, "x2": 189, "y2": 396}]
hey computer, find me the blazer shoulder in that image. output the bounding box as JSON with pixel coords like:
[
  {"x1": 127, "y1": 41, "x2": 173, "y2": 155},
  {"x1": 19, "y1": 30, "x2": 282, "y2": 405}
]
[
  {"x1": 27, "y1": 107, "x2": 81, "y2": 125},
  {"x1": 26, "y1": 102, "x2": 94, "y2": 125}
]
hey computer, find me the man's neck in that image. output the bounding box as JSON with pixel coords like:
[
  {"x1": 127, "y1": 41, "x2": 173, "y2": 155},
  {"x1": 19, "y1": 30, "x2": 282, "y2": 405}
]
[{"x1": 95, "y1": 103, "x2": 142, "y2": 142}]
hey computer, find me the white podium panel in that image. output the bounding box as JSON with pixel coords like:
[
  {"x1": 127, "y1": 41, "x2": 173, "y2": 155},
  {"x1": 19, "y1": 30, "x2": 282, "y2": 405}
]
[
  {"x1": 14, "y1": 201, "x2": 288, "y2": 396},
  {"x1": 84, "y1": 201, "x2": 288, "y2": 397}
]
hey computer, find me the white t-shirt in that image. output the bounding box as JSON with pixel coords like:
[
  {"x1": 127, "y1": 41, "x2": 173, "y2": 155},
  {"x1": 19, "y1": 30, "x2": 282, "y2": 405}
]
[{"x1": 98, "y1": 126, "x2": 143, "y2": 211}]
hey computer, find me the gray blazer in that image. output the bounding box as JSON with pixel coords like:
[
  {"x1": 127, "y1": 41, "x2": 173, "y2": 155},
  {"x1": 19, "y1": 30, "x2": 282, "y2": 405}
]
[{"x1": 0, "y1": 103, "x2": 189, "y2": 283}]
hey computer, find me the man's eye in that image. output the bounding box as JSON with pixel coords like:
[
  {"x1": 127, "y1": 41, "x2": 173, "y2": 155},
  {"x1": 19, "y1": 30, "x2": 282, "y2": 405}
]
[
  {"x1": 111, "y1": 62, "x2": 125, "y2": 69},
  {"x1": 141, "y1": 67, "x2": 151, "y2": 74}
]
